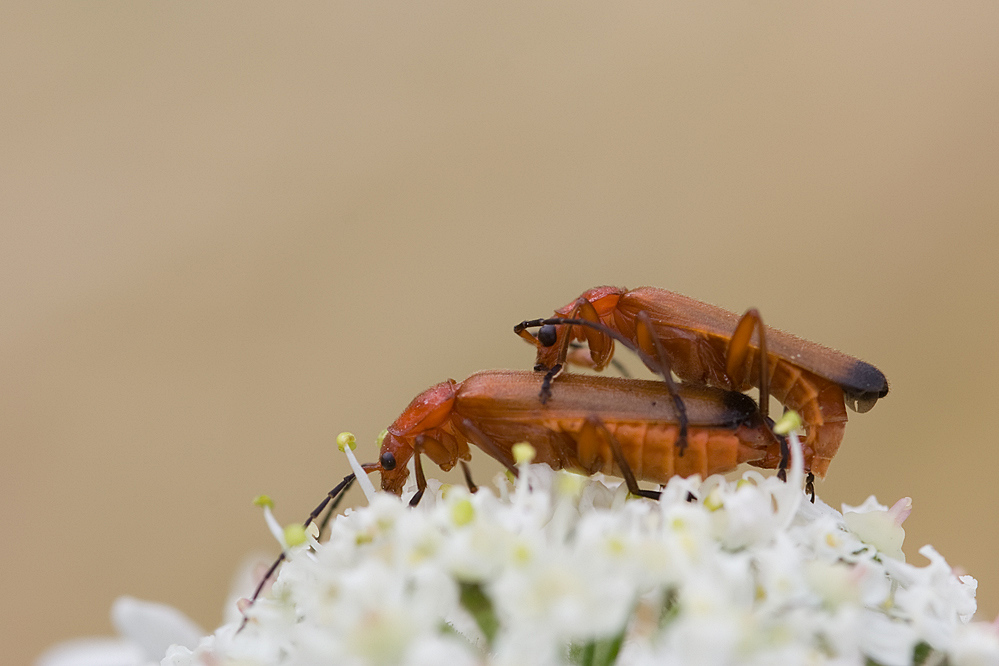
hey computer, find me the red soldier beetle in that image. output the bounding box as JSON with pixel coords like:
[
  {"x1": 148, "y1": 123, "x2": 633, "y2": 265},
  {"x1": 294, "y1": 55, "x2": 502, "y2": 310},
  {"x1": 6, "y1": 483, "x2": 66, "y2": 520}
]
[
  {"x1": 239, "y1": 367, "x2": 784, "y2": 631},
  {"x1": 514, "y1": 286, "x2": 889, "y2": 481},
  {"x1": 375, "y1": 369, "x2": 783, "y2": 504},
  {"x1": 239, "y1": 369, "x2": 783, "y2": 631}
]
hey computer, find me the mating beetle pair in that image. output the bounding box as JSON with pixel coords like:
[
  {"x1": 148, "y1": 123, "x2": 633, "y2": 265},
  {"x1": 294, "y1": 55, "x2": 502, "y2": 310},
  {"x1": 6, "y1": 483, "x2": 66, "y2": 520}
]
[
  {"x1": 240, "y1": 286, "x2": 888, "y2": 628},
  {"x1": 377, "y1": 286, "x2": 888, "y2": 502}
]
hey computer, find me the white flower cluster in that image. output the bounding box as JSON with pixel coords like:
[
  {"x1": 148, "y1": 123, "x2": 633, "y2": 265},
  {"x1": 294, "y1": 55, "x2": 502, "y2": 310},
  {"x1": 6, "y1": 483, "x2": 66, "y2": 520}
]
[
  {"x1": 149, "y1": 434, "x2": 994, "y2": 666},
  {"x1": 38, "y1": 435, "x2": 999, "y2": 666}
]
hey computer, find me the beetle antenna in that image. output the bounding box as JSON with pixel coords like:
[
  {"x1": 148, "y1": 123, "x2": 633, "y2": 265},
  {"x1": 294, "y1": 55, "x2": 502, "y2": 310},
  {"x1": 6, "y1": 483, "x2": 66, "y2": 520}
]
[
  {"x1": 238, "y1": 470, "x2": 359, "y2": 632},
  {"x1": 317, "y1": 473, "x2": 358, "y2": 538}
]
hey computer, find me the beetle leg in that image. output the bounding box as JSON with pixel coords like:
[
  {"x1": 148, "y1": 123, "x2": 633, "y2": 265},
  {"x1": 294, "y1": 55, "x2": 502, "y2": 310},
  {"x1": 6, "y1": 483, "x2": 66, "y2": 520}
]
[
  {"x1": 410, "y1": 449, "x2": 428, "y2": 507},
  {"x1": 581, "y1": 415, "x2": 661, "y2": 501},
  {"x1": 567, "y1": 341, "x2": 631, "y2": 376},
  {"x1": 539, "y1": 363, "x2": 563, "y2": 404},
  {"x1": 777, "y1": 454, "x2": 816, "y2": 504},
  {"x1": 769, "y1": 414, "x2": 790, "y2": 483},
  {"x1": 773, "y1": 426, "x2": 820, "y2": 505},
  {"x1": 635, "y1": 311, "x2": 689, "y2": 456},
  {"x1": 535, "y1": 299, "x2": 607, "y2": 403},
  {"x1": 513, "y1": 318, "x2": 545, "y2": 349},
  {"x1": 608, "y1": 355, "x2": 631, "y2": 378},
  {"x1": 460, "y1": 419, "x2": 519, "y2": 478},
  {"x1": 542, "y1": 299, "x2": 604, "y2": 372},
  {"x1": 569, "y1": 297, "x2": 614, "y2": 370},
  {"x1": 725, "y1": 308, "x2": 771, "y2": 421},
  {"x1": 520, "y1": 298, "x2": 611, "y2": 403},
  {"x1": 459, "y1": 460, "x2": 478, "y2": 494},
  {"x1": 406, "y1": 435, "x2": 432, "y2": 506},
  {"x1": 566, "y1": 341, "x2": 597, "y2": 367},
  {"x1": 515, "y1": 318, "x2": 565, "y2": 403}
]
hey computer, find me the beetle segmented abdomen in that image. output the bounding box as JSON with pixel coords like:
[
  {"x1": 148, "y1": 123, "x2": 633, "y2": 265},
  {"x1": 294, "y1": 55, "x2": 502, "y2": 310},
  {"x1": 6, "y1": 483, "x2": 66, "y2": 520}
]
[
  {"x1": 769, "y1": 365, "x2": 849, "y2": 477},
  {"x1": 557, "y1": 419, "x2": 746, "y2": 487},
  {"x1": 627, "y1": 422, "x2": 747, "y2": 485}
]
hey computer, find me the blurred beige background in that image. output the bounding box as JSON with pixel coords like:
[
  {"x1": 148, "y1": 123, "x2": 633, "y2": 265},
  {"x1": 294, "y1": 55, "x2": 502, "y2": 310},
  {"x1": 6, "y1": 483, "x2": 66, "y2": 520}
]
[{"x1": 4, "y1": 3, "x2": 998, "y2": 663}]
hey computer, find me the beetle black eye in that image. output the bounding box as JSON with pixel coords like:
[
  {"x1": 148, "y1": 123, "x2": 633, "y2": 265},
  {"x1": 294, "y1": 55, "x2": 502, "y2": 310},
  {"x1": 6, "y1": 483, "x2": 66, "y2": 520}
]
[
  {"x1": 379, "y1": 451, "x2": 396, "y2": 471},
  {"x1": 538, "y1": 324, "x2": 558, "y2": 347}
]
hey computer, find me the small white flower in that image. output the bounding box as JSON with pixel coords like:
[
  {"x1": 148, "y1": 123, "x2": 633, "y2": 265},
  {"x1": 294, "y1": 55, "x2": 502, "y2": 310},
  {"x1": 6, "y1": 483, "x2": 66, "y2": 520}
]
[
  {"x1": 36, "y1": 639, "x2": 149, "y2": 666},
  {"x1": 36, "y1": 597, "x2": 205, "y2": 666},
  {"x1": 843, "y1": 496, "x2": 910, "y2": 561},
  {"x1": 950, "y1": 620, "x2": 999, "y2": 666}
]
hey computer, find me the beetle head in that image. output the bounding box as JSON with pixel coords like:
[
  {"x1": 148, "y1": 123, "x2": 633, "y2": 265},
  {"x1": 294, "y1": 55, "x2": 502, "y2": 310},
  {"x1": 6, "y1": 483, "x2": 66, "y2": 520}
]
[
  {"x1": 534, "y1": 286, "x2": 626, "y2": 371},
  {"x1": 377, "y1": 431, "x2": 412, "y2": 495},
  {"x1": 378, "y1": 379, "x2": 458, "y2": 495}
]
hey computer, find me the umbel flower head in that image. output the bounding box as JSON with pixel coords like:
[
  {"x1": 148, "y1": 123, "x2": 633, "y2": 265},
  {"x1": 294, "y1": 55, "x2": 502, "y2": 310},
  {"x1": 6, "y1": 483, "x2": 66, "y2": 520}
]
[{"x1": 40, "y1": 433, "x2": 999, "y2": 666}]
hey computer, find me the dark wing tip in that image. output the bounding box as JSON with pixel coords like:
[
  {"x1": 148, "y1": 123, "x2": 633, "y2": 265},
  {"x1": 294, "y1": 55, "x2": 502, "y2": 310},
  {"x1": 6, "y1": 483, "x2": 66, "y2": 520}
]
[{"x1": 841, "y1": 360, "x2": 889, "y2": 413}]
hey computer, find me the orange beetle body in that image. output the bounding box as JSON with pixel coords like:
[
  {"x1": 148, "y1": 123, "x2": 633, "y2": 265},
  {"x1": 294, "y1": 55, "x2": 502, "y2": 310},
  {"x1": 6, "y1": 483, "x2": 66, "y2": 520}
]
[
  {"x1": 242, "y1": 368, "x2": 780, "y2": 628},
  {"x1": 523, "y1": 286, "x2": 888, "y2": 477},
  {"x1": 378, "y1": 369, "x2": 780, "y2": 495}
]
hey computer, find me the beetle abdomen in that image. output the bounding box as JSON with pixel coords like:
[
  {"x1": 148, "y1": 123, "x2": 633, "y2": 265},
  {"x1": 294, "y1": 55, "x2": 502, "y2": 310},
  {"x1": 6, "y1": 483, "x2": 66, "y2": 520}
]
[{"x1": 551, "y1": 419, "x2": 767, "y2": 487}]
